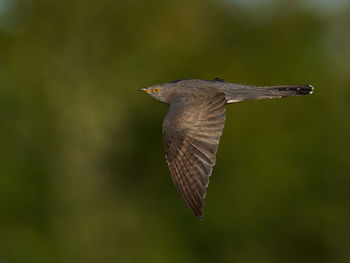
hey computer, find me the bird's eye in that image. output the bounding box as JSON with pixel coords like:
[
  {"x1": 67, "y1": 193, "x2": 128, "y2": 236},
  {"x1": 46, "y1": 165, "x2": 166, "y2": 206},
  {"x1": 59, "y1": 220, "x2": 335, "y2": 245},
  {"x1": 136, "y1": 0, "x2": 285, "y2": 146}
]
[{"x1": 153, "y1": 87, "x2": 160, "y2": 93}]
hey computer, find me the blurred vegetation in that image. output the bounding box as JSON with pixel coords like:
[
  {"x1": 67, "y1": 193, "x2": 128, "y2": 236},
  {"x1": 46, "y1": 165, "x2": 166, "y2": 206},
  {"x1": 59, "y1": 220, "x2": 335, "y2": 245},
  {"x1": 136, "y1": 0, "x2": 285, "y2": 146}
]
[{"x1": 0, "y1": 0, "x2": 349, "y2": 262}]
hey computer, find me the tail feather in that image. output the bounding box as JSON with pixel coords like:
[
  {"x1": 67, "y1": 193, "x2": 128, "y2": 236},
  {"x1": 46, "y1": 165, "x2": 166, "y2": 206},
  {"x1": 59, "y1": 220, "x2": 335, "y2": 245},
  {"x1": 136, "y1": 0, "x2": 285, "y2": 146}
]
[
  {"x1": 224, "y1": 84, "x2": 314, "y2": 103},
  {"x1": 272, "y1": 85, "x2": 314, "y2": 97}
]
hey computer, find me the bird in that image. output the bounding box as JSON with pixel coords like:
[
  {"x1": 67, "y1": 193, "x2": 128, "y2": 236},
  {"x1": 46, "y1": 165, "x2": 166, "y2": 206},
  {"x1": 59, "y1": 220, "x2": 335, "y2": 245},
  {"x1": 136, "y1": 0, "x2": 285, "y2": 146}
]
[{"x1": 140, "y1": 78, "x2": 314, "y2": 220}]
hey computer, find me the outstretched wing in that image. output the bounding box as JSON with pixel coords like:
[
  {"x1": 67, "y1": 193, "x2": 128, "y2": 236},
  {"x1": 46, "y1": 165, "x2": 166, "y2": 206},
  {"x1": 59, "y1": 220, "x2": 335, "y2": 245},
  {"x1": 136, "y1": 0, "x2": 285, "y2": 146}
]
[{"x1": 162, "y1": 88, "x2": 226, "y2": 220}]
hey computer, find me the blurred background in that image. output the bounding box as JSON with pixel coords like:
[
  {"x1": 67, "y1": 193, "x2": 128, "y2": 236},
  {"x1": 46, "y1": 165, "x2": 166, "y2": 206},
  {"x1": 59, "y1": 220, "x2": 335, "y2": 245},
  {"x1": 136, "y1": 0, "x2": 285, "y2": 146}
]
[{"x1": 0, "y1": 0, "x2": 349, "y2": 262}]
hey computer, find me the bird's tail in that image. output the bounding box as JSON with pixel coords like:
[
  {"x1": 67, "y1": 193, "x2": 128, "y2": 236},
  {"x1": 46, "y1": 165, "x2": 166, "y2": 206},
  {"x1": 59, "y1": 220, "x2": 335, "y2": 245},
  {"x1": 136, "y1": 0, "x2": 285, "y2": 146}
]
[
  {"x1": 224, "y1": 84, "x2": 314, "y2": 103},
  {"x1": 269, "y1": 85, "x2": 314, "y2": 97}
]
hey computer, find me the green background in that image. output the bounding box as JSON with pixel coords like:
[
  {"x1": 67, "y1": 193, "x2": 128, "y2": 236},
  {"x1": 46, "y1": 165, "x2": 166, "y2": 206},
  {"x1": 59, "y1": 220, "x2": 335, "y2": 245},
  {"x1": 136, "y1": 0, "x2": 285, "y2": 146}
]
[{"x1": 0, "y1": 0, "x2": 349, "y2": 262}]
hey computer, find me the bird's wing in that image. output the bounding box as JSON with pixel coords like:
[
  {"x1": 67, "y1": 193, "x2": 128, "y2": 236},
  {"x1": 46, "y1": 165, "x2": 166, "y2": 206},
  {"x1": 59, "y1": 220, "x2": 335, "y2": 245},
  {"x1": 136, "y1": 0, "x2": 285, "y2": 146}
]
[{"x1": 162, "y1": 88, "x2": 226, "y2": 220}]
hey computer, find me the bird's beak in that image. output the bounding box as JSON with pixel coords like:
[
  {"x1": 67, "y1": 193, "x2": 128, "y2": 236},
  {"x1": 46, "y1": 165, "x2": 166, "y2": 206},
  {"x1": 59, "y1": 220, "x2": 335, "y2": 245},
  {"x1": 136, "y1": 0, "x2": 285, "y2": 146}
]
[{"x1": 139, "y1": 88, "x2": 151, "y2": 94}]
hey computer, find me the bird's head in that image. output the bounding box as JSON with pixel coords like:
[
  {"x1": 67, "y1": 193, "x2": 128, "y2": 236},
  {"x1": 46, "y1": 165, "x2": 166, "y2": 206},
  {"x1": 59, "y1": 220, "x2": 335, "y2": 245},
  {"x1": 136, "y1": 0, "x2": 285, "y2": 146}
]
[{"x1": 140, "y1": 84, "x2": 172, "y2": 104}]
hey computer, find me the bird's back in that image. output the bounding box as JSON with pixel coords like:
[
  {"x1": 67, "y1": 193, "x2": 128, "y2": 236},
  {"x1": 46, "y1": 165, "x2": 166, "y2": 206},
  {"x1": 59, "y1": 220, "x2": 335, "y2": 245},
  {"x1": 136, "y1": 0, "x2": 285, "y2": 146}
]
[{"x1": 168, "y1": 79, "x2": 313, "y2": 103}]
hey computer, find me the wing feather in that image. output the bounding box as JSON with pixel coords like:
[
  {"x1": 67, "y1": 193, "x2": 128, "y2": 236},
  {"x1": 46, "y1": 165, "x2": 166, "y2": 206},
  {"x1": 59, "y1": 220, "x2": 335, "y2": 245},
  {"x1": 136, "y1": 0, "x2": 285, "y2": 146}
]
[{"x1": 162, "y1": 89, "x2": 226, "y2": 219}]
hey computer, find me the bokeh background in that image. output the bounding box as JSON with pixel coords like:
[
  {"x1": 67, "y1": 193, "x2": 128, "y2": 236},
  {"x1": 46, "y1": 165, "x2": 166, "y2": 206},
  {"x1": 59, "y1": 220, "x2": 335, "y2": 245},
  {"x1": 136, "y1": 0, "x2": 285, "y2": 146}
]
[{"x1": 1, "y1": 0, "x2": 350, "y2": 262}]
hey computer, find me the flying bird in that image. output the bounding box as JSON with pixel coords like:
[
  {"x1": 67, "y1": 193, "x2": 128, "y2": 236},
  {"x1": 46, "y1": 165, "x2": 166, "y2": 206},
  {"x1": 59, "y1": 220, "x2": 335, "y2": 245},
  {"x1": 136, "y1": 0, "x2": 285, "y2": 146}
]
[{"x1": 140, "y1": 78, "x2": 313, "y2": 220}]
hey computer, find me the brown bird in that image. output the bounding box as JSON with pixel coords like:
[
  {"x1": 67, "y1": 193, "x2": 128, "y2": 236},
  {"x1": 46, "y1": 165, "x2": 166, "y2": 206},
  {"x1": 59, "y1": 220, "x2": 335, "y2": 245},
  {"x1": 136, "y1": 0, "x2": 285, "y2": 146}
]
[{"x1": 140, "y1": 78, "x2": 313, "y2": 220}]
